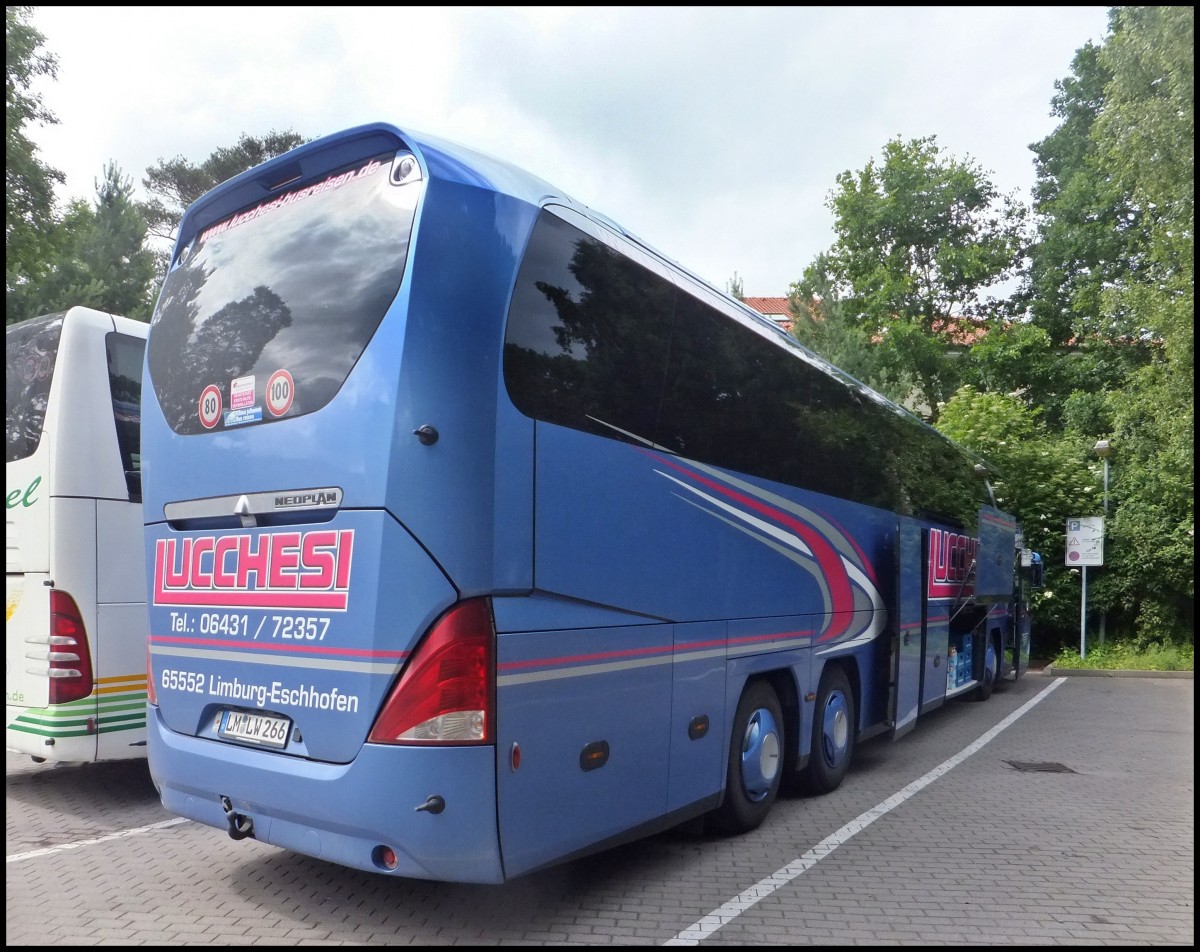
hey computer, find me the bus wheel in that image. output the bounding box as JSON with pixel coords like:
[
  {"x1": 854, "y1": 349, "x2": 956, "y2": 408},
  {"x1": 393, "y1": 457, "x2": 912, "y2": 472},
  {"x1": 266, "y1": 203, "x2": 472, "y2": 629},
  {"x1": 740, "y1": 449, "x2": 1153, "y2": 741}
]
[
  {"x1": 799, "y1": 664, "x2": 855, "y2": 795},
  {"x1": 709, "y1": 680, "x2": 783, "y2": 835},
  {"x1": 970, "y1": 634, "x2": 999, "y2": 702}
]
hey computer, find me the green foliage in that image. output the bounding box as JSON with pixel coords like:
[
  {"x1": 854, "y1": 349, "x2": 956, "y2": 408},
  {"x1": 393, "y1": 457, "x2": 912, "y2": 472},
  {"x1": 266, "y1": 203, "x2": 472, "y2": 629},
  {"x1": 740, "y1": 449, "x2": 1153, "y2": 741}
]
[
  {"x1": 1086, "y1": 6, "x2": 1195, "y2": 646},
  {"x1": 140, "y1": 130, "x2": 309, "y2": 243},
  {"x1": 14, "y1": 162, "x2": 159, "y2": 321},
  {"x1": 1025, "y1": 39, "x2": 1148, "y2": 349},
  {"x1": 963, "y1": 321, "x2": 1055, "y2": 397},
  {"x1": 800, "y1": 135, "x2": 1027, "y2": 420},
  {"x1": 1095, "y1": 6, "x2": 1194, "y2": 385},
  {"x1": 1094, "y1": 366, "x2": 1195, "y2": 647},
  {"x1": 787, "y1": 268, "x2": 898, "y2": 398},
  {"x1": 935, "y1": 385, "x2": 1100, "y2": 647},
  {"x1": 1050, "y1": 639, "x2": 1193, "y2": 672},
  {"x1": 138, "y1": 129, "x2": 310, "y2": 296},
  {"x1": 948, "y1": 8, "x2": 1193, "y2": 650},
  {"x1": 961, "y1": 319, "x2": 1151, "y2": 431},
  {"x1": 6, "y1": 6, "x2": 64, "y2": 323}
]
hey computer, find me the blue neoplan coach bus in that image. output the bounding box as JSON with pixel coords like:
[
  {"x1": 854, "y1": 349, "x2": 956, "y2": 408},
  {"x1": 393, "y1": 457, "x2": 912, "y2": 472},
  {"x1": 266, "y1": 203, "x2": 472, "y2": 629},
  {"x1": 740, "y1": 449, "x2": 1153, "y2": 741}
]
[{"x1": 142, "y1": 123, "x2": 1032, "y2": 883}]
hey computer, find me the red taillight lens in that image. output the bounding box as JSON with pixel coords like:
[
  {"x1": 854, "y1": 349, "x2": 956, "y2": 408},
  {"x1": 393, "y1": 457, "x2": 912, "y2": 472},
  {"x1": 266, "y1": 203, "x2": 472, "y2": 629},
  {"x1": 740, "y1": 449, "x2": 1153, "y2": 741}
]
[
  {"x1": 368, "y1": 598, "x2": 495, "y2": 746},
  {"x1": 146, "y1": 643, "x2": 158, "y2": 706},
  {"x1": 48, "y1": 590, "x2": 93, "y2": 705}
]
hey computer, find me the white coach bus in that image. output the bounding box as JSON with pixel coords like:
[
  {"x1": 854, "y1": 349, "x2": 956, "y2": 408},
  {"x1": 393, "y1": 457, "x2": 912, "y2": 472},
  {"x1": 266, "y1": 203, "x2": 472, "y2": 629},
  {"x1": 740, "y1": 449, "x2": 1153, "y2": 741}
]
[{"x1": 6, "y1": 306, "x2": 150, "y2": 763}]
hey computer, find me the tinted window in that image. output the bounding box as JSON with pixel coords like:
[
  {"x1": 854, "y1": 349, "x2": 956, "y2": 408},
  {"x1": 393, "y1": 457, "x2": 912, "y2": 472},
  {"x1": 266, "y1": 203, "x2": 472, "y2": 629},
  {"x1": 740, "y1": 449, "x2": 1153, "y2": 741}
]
[
  {"x1": 107, "y1": 332, "x2": 145, "y2": 500},
  {"x1": 503, "y1": 209, "x2": 985, "y2": 529},
  {"x1": 504, "y1": 212, "x2": 675, "y2": 445},
  {"x1": 5, "y1": 312, "x2": 64, "y2": 463},
  {"x1": 659, "y1": 293, "x2": 904, "y2": 510},
  {"x1": 147, "y1": 151, "x2": 417, "y2": 435}
]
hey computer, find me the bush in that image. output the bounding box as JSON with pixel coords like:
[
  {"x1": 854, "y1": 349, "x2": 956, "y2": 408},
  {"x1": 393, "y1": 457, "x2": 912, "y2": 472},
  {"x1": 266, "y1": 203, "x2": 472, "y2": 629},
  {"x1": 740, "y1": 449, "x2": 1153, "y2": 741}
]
[{"x1": 1050, "y1": 639, "x2": 1195, "y2": 671}]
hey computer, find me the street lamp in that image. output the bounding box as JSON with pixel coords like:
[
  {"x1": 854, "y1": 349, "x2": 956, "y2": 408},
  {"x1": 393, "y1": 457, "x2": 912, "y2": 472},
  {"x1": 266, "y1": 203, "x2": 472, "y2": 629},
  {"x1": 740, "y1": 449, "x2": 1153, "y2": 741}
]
[
  {"x1": 1093, "y1": 439, "x2": 1112, "y2": 644},
  {"x1": 1094, "y1": 439, "x2": 1112, "y2": 514}
]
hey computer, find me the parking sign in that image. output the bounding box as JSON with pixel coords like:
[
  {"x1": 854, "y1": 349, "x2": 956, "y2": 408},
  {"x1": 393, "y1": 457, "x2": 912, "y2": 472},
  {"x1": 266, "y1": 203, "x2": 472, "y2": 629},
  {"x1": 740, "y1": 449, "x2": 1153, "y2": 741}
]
[{"x1": 1065, "y1": 516, "x2": 1105, "y2": 566}]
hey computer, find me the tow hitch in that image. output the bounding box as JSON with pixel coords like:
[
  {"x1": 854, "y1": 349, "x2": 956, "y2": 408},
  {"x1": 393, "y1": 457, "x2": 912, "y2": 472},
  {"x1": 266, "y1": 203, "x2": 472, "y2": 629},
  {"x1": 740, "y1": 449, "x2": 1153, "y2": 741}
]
[{"x1": 220, "y1": 795, "x2": 255, "y2": 841}]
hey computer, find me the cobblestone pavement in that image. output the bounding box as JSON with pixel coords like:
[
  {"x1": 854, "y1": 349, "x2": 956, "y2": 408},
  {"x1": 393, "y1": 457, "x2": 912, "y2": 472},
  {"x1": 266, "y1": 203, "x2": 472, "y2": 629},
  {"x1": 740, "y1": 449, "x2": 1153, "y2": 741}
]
[{"x1": 6, "y1": 671, "x2": 1193, "y2": 945}]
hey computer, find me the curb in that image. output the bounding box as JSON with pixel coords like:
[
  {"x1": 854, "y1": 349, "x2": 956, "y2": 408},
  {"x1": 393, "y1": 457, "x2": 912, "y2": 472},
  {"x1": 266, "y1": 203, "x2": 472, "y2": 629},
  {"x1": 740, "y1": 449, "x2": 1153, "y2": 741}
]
[{"x1": 1043, "y1": 665, "x2": 1194, "y2": 679}]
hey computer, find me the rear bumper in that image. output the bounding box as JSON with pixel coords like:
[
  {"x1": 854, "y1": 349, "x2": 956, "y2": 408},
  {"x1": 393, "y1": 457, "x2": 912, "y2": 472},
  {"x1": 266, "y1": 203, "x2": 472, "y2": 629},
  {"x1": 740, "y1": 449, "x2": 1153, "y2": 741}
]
[
  {"x1": 6, "y1": 705, "x2": 99, "y2": 764},
  {"x1": 147, "y1": 705, "x2": 505, "y2": 883}
]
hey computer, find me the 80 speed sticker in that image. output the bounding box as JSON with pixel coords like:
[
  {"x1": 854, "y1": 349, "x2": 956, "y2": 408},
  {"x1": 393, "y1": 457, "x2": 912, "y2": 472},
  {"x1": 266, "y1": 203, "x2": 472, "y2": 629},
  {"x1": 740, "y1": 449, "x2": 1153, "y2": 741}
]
[{"x1": 199, "y1": 384, "x2": 222, "y2": 428}]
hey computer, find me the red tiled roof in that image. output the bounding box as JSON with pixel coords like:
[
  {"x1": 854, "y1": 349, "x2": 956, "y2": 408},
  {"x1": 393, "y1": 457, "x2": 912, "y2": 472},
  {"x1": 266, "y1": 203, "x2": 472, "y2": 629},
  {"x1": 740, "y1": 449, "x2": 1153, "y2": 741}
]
[
  {"x1": 742, "y1": 296, "x2": 792, "y2": 316},
  {"x1": 743, "y1": 296, "x2": 991, "y2": 348},
  {"x1": 930, "y1": 317, "x2": 989, "y2": 346}
]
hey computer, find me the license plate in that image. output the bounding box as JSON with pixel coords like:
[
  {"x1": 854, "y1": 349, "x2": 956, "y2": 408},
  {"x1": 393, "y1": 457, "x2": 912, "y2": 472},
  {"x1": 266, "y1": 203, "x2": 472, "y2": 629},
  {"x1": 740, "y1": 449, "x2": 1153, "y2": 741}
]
[{"x1": 218, "y1": 709, "x2": 292, "y2": 748}]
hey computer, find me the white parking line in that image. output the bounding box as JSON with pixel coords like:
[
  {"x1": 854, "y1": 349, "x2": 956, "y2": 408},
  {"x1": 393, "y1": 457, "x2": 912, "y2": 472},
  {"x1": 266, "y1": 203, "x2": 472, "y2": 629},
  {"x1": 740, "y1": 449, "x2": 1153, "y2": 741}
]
[
  {"x1": 665, "y1": 677, "x2": 1067, "y2": 945},
  {"x1": 6, "y1": 816, "x2": 190, "y2": 864}
]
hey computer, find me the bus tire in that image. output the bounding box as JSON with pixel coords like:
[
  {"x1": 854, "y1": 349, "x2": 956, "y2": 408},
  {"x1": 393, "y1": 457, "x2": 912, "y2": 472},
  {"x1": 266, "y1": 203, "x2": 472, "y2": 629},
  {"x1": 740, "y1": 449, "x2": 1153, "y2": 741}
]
[
  {"x1": 799, "y1": 664, "x2": 855, "y2": 795},
  {"x1": 709, "y1": 680, "x2": 784, "y2": 835},
  {"x1": 970, "y1": 632, "x2": 999, "y2": 702}
]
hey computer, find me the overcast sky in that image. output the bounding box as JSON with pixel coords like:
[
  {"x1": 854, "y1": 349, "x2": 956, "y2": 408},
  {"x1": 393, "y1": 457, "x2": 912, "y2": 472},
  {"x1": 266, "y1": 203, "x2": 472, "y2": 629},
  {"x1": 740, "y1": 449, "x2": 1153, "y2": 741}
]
[{"x1": 27, "y1": 5, "x2": 1111, "y2": 297}]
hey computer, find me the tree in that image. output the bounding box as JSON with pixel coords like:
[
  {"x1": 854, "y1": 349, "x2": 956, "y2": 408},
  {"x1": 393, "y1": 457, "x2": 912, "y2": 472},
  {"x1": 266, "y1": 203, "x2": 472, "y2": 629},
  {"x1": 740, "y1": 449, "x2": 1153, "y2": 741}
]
[
  {"x1": 1002, "y1": 6, "x2": 1193, "y2": 647},
  {"x1": 935, "y1": 385, "x2": 1099, "y2": 652},
  {"x1": 6, "y1": 5, "x2": 64, "y2": 324},
  {"x1": 725, "y1": 271, "x2": 744, "y2": 300},
  {"x1": 795, "y1": 136, "x2": 1027, "y2": 421},
  {"x1": 20, "y1": 162, "x2": 159, "y2": 321},
  {"x1": 787, "y1": 262, "x2": 887, "y2": 391},
  {"x1": 1013, "y1": 30, "x2": 1155, "y2": 433},
  {"x1": 1094, "y1": 5, "x2": 1193, "y2": 379},
  {"x1": 138, "y1": 130, "x2": 312, "y2": 300},
  {"x1": 1024, "y1": 39, "x2": 1149, "y2": 348},
  {"x1": 140, "y1": 130, "x2": 309, "y2": 251},
  {"x1": 1088, "y1": 5, "x2": 1194, "y2": 646}
]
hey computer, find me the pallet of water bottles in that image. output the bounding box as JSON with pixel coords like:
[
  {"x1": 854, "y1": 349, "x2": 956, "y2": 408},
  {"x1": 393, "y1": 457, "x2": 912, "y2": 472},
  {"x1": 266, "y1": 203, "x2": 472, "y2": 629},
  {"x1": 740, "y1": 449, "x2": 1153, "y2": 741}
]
[{"x1": 946, "y1": 632, "x2": 974, "y2": 692}]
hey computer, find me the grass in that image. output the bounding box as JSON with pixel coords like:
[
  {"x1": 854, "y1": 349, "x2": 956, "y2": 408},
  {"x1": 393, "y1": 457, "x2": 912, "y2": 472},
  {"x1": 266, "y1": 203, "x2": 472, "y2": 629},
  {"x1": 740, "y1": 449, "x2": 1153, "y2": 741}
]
[{"x1": 1049, "y1": 640, "x2": 1195, "y2": 672}]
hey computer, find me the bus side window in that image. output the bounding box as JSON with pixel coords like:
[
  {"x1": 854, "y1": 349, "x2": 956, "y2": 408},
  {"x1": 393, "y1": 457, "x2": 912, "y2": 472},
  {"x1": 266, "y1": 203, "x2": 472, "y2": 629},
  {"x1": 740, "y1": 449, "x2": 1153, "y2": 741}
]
[
  {"x1": 106, "y1": 332, "x2": 146, "y2": 502},
  {"x1": 502, "y1": 212, "x2": 676, "y2": 446}
]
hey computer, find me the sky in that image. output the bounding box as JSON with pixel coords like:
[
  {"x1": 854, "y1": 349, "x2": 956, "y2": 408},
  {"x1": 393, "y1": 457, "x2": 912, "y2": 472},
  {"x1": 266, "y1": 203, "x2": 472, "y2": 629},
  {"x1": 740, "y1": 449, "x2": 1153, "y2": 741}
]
[{"x1": 25, "y1": 5, "x2": 1112, "y2": 297}]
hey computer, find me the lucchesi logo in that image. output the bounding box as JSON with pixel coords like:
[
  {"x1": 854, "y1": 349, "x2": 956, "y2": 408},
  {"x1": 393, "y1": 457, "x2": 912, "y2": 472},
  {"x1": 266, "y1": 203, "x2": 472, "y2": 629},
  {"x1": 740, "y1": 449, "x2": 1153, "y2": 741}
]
[{"x1": 153, "y1": 529, "x2": 355, "y2": 610}]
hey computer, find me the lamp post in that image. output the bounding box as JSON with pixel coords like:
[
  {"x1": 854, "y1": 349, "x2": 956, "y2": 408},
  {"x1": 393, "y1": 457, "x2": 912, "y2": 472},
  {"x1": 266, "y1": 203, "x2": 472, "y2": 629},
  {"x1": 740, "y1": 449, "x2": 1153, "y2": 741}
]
[{"x1": 1093, "y1": 439, "x2": 1112, "y2": 645}]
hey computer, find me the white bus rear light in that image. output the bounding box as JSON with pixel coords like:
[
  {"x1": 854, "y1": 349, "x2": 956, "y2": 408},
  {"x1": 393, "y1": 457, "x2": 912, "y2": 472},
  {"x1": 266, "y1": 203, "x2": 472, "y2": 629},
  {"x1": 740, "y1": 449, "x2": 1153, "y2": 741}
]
[
  {"x1": 368, "y1": 598, "x2": 495, "y2": 746},
  {"x1": 397, "y1": 710, "x2": 486, "y2": 743}
]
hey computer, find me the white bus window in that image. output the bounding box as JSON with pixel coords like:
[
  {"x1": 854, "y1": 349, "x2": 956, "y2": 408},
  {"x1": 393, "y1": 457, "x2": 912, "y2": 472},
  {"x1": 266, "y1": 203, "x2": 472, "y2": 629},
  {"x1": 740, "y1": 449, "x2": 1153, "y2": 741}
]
[
  {"x1": 106, "y1": 332, "x2": 146, "y2": 500},
  {"x1": 5, "y1": 312, "x2": 65, "y2": 463}
]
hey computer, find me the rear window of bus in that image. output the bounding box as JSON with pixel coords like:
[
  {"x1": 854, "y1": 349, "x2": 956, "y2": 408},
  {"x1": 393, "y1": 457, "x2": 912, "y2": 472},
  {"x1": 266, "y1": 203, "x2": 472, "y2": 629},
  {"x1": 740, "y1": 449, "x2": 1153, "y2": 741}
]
[
  {"x1": 107, "y1": 331, "x2": 145, "y2": 499},
  {"x1": 6, "y1": 312, "x2": 65, "y2": 463},
  {"x1": 147, "y1": 152, "x2": 415, "y2": 436}
]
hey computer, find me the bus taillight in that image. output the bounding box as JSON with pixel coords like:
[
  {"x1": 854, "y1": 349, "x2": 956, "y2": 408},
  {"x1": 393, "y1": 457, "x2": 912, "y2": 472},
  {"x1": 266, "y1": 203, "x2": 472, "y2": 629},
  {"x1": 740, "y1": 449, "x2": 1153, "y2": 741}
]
[
  {"x1": 47, "y1": 590, "x2": 94, "y2": 705},
  {"x1": 368, "y1": 598, "x2": 495, "y2": 745}
]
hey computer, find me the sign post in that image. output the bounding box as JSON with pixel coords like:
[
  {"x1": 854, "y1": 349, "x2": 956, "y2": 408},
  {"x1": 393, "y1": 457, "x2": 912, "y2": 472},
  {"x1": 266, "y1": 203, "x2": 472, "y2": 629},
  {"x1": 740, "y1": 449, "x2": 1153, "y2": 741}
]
[{"x1": 1066, "y1": 517, "x2": 1105, "y2": 657}]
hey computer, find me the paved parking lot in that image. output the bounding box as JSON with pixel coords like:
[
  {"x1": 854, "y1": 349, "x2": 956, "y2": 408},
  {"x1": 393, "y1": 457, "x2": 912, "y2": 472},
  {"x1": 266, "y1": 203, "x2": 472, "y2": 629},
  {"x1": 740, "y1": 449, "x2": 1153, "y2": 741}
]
[{"x1": 6, "y1": 670, "x2": 1194, "y2": 945}]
